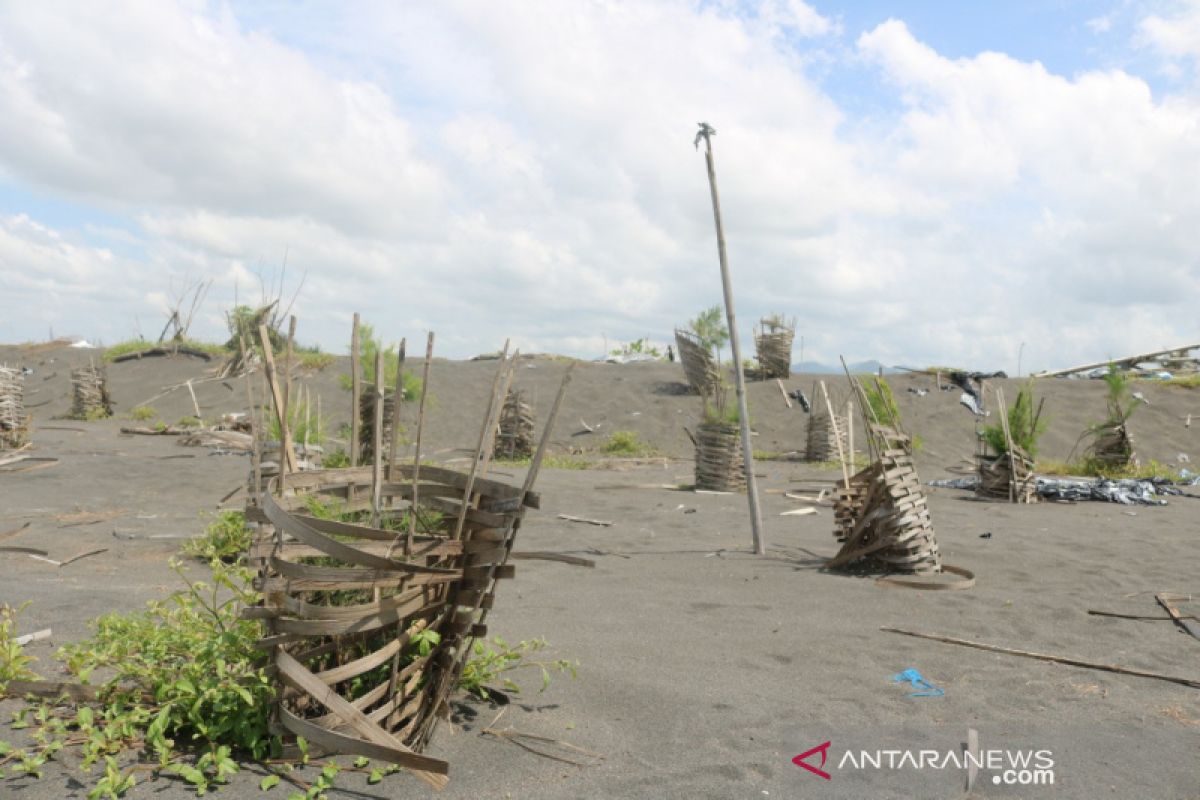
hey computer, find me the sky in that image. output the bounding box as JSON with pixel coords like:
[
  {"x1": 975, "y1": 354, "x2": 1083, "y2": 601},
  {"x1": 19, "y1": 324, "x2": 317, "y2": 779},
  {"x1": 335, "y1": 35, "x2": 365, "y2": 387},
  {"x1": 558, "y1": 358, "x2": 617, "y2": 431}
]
[{"x1": 2, "y1": 1, "x2": 1200, "y2": 373}]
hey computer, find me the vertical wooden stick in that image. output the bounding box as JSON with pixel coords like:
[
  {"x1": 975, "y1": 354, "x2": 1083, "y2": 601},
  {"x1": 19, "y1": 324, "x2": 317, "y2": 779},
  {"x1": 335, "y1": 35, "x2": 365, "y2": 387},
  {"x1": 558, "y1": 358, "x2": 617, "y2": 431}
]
[
  {"x1": 283, "y1": 315, "x2": 296, "y2": 420},
  {"x1": 185, "y1": 379, "x2": 201, "y2": 420},
  {"x1": 257, "y1": 324, "x2": 297, "y2": 476},
  {"x1": 371, "y1": 350, "x2": 385, "y2": 528},
  {"x1": 821, "y1": 380, "x2": 850, "y2": 489},
  {"x1": 315, "y1": 393, "x2": 322, "y2": 451},
  {"x1": 303, "y1": 385, "x2": 311, "y2": 458},
  {"x1": 350, "y1": 312, "x2": 361, "y2": 468},
  {"x1": 846, "y1": 398, "x2": 854, "y2": 466},
  {"x1": 696, "y1": 123, "x2": 764, "y2": 556},
  {"x1": 389, "y1": 338, "x2": 407, "y2": 467},
  {"x1": 996, "y1": 388, "x2": 1018, "y2": 503},
  {"x1": 406, "y1": 332, "x2": 435, "y2": 550},
  {"x1": 452, "y1": 343, "x2": 512, "y2": 541},
  {"x1": 522, "y1": 361, "x2": 575, "y2": 497}
]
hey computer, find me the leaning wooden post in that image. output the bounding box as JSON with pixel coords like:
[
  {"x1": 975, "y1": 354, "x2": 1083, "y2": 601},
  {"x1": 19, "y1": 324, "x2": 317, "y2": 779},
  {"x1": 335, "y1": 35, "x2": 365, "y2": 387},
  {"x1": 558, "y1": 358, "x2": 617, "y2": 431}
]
[
  {"x1": 350, "y1": 312, "x2": 362, "y2": 467},
  {"x1": 695, "y1": 122, "x2": 765, "y2": 556}
]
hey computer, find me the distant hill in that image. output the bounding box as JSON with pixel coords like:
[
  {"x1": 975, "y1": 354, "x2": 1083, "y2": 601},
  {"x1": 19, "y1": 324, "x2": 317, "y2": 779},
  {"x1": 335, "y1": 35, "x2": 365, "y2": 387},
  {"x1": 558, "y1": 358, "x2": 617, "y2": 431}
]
[{"x1": 791, "y1": 359, "x2": 901, "y2": 375}]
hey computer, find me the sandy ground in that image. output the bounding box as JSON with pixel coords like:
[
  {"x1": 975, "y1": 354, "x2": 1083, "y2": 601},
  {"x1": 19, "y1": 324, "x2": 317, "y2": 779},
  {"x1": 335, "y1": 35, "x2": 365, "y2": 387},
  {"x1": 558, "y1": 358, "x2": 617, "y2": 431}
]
[{"x1": 1, "y1": 343, "x2": 1199, "y2": 799}]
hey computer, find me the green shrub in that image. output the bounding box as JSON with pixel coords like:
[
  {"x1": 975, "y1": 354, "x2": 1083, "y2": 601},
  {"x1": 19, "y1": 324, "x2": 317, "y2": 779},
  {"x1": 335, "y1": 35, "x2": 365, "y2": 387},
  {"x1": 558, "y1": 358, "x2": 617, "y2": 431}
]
[
  {"x1": 182, "y1": 512, "x2": 253, "y2": 564},
  {"x1": 600, "y1": 430, "x2": 653, "y2": 456},
  {"x1": 609, "y1": 337, "x2": 662, "y2": 360},
  {"x1": 686, "y1": 306, "x2": 728, "y2": 355},
  {"x1": 338, "y1": 323, "x2": 423, "y2": 401},
  {"x1": 982, "y1": 381, "x2": 1046, "y2": 458},
  {"x1": 128, "y1": 406, "x2": 157, "y2": 422},
  {"x1": 297, "y1": 349, "x2": 334, "y2": 371},
  {"x1": 0, "y1": 603, "x2": 38, "y2": 694}
]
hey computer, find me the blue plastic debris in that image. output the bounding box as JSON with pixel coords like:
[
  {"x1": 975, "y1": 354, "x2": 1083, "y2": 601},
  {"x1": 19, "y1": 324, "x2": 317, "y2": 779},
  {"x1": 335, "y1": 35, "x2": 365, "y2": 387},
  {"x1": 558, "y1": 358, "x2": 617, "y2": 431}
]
[{"x1": 892, "y1": 668, "x2": 944, "y2": 698}]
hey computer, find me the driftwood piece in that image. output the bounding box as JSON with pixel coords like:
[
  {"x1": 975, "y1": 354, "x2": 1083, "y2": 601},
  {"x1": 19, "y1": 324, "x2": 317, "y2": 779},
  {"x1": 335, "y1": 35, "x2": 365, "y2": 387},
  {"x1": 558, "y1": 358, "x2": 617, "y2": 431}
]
[
  {"x1": 557, "y1": 514, "x2": 613, "y2": 527},
  {"x1": 1156, "y1": 593, "x2": 1200, "y2": 640},
  {"x1": 110, "y1": 346, "x2": 214, "y2": 363}
]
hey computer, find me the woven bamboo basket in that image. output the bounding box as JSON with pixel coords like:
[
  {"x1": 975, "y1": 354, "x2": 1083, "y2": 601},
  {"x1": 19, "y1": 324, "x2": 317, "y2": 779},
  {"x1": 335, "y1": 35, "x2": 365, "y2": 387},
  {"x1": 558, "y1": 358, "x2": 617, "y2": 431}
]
[
  {"x1": 805, "y1": 394, "x2": 848, "y2": 462},
  {"x1": 674, "y1": 329, "x2": 720, "y2": 397},
  {"x1": 754, "y1": 317, "x2": 795, "y2": 379},
  {"x1": 976, "y1": 448, "x2": 1037, "y2": 503},
  {"x1": 494, "y1": 389, "x2": 535, "y2": 459},
  {"x1": 694, "y1": 421, "x2": 746, "y2": 492},
  {"x1": 70, "y1": 365, "x2": 113, "y2": 420},
  {"x1": 1088, "y1": 424, "x2": 1135, "y2": 469},
  {"x1": 244, "y1": 464, "x2": 537, "y2": 787},
  {"x1": 829, "y1": 426, "x2": 940, "y2": 574},
  {"x1": 0, "y1": 366, "x2": 28, "y2": 449}
]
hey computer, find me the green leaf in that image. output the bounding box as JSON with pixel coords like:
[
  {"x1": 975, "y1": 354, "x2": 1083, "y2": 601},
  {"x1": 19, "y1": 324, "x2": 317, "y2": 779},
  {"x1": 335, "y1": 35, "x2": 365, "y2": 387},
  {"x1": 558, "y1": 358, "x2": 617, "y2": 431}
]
[
  {"x1": 352, "y1": 756, "x2": 369, "y2": 768},
  {"x1": 367, "y1": 769, "x2": 383, "y2": 785},
  {"x1": 260, "y1": 775, "x2": 280, "y2": 791}
]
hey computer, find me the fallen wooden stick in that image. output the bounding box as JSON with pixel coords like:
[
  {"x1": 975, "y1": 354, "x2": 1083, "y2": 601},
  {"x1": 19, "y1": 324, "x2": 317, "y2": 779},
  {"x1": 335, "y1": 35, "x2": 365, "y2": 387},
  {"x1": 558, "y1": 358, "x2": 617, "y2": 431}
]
[
  {"x1": 0, "y1": 522, "x2": 31, "y2": 540},
  {"x1": 776, "y1": 378, "x2": 792, "y2": 408},
  {"x1": 557, "y1": 514, "x2": 613, "y2": 527},
  {"x1": 1156, "y1": 593, "x2": 1200, "y2": 640},
  {"x1": 511, "y1": 551, "x2": 596, "y2": 568},
  {"x1": 1087, "y1": 609, "x2": 1199, "y2": 622},
  {"x1": 882, "y1": 627, "x2": 1200, "y2": 689},
  {"x1": 28, "y1": 548, "x2": 107, "y2": 567},
  {"x1": 779, "y1": 508, "x2": 818, "y2": 516},
  {"x1": 14, "y1": 628, "x2": 51, "y2": 646},
  {"x1": 0, "y1": 546, "x2": 49, "y2": 556}
]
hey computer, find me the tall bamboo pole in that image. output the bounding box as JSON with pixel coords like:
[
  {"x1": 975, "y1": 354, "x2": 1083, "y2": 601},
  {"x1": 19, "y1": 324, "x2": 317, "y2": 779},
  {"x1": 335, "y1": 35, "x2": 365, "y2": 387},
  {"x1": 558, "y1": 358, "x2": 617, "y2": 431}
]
[{"x1": 695, "y1": 122, "x2": 764, "y2": 556}]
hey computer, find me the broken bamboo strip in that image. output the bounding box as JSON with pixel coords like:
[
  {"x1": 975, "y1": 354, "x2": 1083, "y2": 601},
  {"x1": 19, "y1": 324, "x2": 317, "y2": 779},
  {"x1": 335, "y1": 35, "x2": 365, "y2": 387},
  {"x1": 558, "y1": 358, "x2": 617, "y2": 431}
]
[{"x1": 881, "y1": 627, "x2": 1200, "y2": 689}]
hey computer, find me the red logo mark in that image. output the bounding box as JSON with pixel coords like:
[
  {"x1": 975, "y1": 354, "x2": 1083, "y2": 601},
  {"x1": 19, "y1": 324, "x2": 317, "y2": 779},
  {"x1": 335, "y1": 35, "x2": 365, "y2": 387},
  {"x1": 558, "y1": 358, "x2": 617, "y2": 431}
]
[{"x1": 793, "y1": 741, "x2": 832, "y2": 780}]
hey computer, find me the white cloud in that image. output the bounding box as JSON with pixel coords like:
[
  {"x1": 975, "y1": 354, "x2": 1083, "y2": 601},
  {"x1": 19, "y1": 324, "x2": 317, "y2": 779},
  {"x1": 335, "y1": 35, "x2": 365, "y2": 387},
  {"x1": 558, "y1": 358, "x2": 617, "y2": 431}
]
[
  {"x1": 0, "y1": 2, "x2": 1198, "y2": 371},
  {"x1": 1139, "y1": 3, "x2": 1200, "y2": 61}
]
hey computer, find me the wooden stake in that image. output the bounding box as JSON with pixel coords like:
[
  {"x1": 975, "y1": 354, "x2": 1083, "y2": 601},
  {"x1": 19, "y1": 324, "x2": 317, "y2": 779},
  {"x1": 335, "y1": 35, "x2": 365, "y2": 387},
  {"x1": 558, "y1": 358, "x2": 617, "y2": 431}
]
[
  {"x1": 821, "y1": 381, "x2": 851, "y2": 489},
  {"x1": 371, "y1": 350, "x2": 385, "y2": 529},
  {"x1": 185, "y1": 379, "x2": 201, "y2": 420},
  {"x1": 452, "y1": 344, "x2": 513, "y2": 541},
  {"x1": 695, "y1": 122, "x2": 764, "y2": 556},
  {"x1": 389, "y1": 338, "x2": 406, "y2": 467},
  {"x1": 776, "y1": 379, "x2": 792, "y2": 408},
  {"x1": 350, "y1": 313, "x2": 361, "y2": 467},
  {"x1": 846, "y1": 398, "x2": 854, "y2": 465},
  {"x1": 283, "y1": 315, "x2": 296, "y2": 418},
  {"x1": 996, "y1": 388, "x2": 1018, "y2": 503},
  {"x1": 258, "y1": 324, "x2": 297, "y2": 475},
  {"x1": 405, "y1": 333, "x2": 435, "y2": 552}
]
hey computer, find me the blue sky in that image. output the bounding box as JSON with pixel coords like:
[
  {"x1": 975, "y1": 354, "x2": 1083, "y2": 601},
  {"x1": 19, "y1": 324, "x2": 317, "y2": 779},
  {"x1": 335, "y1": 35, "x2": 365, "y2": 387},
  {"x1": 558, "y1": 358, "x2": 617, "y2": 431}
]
[{"x1": 1, "y1": 1, "x2": 1199, "y2": 371}]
